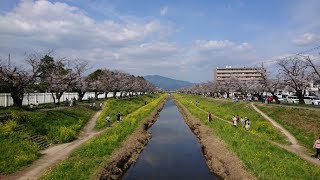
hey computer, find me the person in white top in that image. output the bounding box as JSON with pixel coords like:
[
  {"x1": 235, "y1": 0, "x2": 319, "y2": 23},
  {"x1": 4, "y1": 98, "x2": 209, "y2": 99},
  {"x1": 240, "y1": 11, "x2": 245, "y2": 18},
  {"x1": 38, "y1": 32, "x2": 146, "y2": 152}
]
[
  {"x1": 245, "y1": 119, "x2": 251, "y2": 130},
  {"x1": 232, "y1": 115, "x2": 237, "y2": 127},
  {"x1": 240, "y1": 117, "x2": 245, "y2": 127},
  {"x1": 35, "y1": 101, "x2": 39, "y2": 109},
  {"x1": 106, "y1": 115, "x2": 111, "y2": 127}
]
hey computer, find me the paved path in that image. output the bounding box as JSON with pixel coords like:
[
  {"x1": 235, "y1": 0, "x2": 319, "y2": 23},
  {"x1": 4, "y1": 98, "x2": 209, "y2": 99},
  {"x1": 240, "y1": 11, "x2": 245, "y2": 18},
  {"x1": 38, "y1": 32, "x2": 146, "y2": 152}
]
[
  {"x1": 251, "y1": 103, "x2": 320, "y2": 166},
  {"x1": 1, "y1": 109, "x2": 106, "y2": 180}
]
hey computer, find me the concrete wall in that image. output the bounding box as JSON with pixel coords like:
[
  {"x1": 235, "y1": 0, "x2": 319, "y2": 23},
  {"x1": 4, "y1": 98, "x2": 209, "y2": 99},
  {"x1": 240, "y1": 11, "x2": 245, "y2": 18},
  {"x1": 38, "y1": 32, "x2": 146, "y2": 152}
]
[{"x1": 0, "y1": 92, "x2": 122, "y2": 107}]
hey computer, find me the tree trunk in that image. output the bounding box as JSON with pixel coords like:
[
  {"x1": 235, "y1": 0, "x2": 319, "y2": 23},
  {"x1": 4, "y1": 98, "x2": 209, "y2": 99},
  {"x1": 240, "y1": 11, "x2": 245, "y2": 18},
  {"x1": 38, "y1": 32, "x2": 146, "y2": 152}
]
[
  {"x1": 296, "y1": 90, "x2": 304, "y2": 104},
  {"x1": 56, "y1": 91, "x2": 64, "y2": 105},
  {"x1": 10, "y1": 87, "x2": 24, "y2": 107},
  {"x1": 105, "y1": 91, "x2": 109, "y2": 99},
  {"x1": 11, "y1": 93, "x2": 23, "y2": 107},
  {"x1": 113, "y1": 91, "x2": 117, "y2": 98},
  {"x1": 51, "y1": 92, "x2": 57, "y2": 106},
  {"x1": 94, "y1": 92, "x2": 98, "y2": 100}
]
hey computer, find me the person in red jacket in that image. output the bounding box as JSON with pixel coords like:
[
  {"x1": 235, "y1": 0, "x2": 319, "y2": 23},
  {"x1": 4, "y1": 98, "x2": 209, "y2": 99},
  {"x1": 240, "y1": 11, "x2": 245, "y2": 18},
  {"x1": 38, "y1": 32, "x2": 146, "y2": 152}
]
[{"x1": 313, "y1": 137, "x2": 320, "y2": 160}]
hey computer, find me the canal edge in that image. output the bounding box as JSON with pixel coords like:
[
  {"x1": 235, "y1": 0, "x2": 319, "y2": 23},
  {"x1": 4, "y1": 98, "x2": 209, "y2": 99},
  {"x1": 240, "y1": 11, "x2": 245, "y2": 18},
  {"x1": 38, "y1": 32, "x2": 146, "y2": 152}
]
[
  {"x1": 173, "y1": 98, "x2": 256, "y2": 180},
  {"x1": 94, "y1": 96, "x2": 168, "y2": 180}
]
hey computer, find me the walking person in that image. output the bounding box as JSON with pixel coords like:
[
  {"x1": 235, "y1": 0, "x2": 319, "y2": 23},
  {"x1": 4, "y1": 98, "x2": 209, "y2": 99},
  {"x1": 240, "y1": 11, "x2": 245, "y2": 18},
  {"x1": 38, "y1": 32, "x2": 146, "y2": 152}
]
[
  {"x1": 106, "y1": 115, "x2": 111, "y2": 127},
  {"x1": 117, "y1": 112, "x2": 121, "y2": 122},
  {"x1": 313, "y1": 137, "x2": 320, "y2": 160},
  {"x1": 236, "y1": 114, "x2": 240, "y2": 123},
  {"x1": 208, "y1": 112, "x2": 212, "y2": 122},
  {"x1": 72, "y1": 97, "x2": 76, "y2": 106},
  {"x1": 232, "y1": 115, "x2": 237, "y2": 127},
  {"x1": 240, "y1": 117, "x2": 245, "y2": 127},
  {"x1": 99, "y1": 102, "x2": 103, "y2": 110},
  {"x1": 65, "y1": 98, "x2": 69, "y2": 106},
  {"x1": 35, "y1": 101, "x2": 39, "y2": 110},
  {"x1": 245, "y1": 118, "x2": 251, "y2": 130}
]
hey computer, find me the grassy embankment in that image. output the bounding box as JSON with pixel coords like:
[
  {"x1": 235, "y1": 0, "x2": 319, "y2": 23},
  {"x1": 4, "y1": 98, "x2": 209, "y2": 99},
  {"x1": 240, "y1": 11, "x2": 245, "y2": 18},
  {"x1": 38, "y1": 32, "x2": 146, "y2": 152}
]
[
  {"x1": 256, "y1": 104, "x2": 320, "y2": 152},
  {"x1": 0, "y1": 105, "x2": 96, "y2": 174},
  {"x1": 175, "y1": 93, "x2": 320, "y2": 179},
  {"x1": 95, "y1": 94, "x2": 160, "y2": 130},
  {"x1": 42, "y1": 93, "x2": 167, "y2": 180}
]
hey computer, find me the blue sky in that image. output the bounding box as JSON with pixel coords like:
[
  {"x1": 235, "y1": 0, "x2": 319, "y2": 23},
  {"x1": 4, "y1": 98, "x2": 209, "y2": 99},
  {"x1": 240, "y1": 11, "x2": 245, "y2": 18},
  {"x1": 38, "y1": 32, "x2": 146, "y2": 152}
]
[{"x1": 0, "y1": 0, "x2": 319, "y2": 82}]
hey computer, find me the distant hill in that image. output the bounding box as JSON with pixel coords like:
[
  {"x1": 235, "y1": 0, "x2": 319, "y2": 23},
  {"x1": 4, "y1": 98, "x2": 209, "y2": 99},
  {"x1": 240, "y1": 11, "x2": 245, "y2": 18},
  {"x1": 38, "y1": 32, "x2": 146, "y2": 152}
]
[{"x1": 144, "y1": 75, "x2": 194, "y2": 91}]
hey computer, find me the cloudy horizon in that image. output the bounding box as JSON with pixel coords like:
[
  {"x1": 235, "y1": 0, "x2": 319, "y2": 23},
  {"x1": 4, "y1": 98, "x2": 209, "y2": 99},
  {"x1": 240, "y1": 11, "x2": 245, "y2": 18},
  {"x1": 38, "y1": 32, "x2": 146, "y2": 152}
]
[{"x1": 0, "y1": 0, "x2": 319, "y2": 83}]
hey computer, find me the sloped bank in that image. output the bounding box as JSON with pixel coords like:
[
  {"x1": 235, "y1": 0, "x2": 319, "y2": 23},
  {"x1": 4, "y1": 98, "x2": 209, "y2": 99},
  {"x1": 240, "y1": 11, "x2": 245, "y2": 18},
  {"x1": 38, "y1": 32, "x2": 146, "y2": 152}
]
[
  {"x1": 174, "y1": 99, "x2": 256, "y2": 180},
  {"x1": 96, "y1": 97, "x2": 167, "y2": 180}
]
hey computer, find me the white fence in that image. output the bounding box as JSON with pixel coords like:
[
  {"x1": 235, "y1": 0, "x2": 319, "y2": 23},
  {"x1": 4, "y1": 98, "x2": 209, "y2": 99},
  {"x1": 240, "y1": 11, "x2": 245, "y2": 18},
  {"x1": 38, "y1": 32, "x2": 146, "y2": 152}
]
[{"x1": 0, "y1": 92, "x2": 120, "y2": 107}]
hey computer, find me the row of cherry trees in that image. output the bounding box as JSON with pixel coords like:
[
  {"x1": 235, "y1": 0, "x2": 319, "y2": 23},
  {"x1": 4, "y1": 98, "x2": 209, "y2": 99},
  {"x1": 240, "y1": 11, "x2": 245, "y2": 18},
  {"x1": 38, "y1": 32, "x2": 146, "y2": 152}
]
[
  {"x1": 180, "y1": 55, "x2": 320, "y2": 104},
  {"x1": 0, "y1": 53, "x2": 156, "y2": 107}
]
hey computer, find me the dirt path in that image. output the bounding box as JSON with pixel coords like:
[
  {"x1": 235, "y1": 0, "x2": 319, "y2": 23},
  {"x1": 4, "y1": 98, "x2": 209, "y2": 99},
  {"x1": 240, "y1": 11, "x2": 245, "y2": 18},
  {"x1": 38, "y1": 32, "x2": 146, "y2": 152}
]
[
  {"x1": 1, "y1": 109, "x2": 106, "y2": 180},
  {"x1": 188, "y1": 100, "x2": 320, "y2": 166},
  {"x1": 251, "y1": 103, "x2": 320, "y2": 166}
]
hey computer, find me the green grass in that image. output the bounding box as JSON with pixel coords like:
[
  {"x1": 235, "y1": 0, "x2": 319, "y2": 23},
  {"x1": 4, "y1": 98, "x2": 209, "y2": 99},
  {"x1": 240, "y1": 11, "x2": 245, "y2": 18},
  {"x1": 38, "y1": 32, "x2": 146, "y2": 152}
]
[
  {"x1": 181, "y1": 94, "x2": 287, "y2": 144},
  {"x1": 10, "y1": 106, "x2": 95, "y2": 143},
  {"x1": 0, "y1": 106, "x2": 95, "y2": 174},
  {"x1": 0, "y1": 120, "x2": 40, "y2": 174},
  {"x1": 95, "y1": 94, "x2": 160, "y2": 130},
  {"x1": 268, "y1": 102, "x2": 320, "y2": 110},
  {"x1": 256, "y1": 104, "x2": 320, "y2": 152},
  {"x1": 175, "y1": 93, "x2": 320, "y2": 180},
  {"x1": 42, "y1": 94, "x2": 167, "y2": 180}
]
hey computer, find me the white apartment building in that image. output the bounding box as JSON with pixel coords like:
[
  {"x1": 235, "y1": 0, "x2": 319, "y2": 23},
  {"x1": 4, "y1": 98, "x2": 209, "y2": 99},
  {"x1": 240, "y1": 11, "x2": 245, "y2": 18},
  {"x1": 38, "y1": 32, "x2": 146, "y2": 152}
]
[{"x1": 214, "y1": 66, "x2": 265, "y2": 82}]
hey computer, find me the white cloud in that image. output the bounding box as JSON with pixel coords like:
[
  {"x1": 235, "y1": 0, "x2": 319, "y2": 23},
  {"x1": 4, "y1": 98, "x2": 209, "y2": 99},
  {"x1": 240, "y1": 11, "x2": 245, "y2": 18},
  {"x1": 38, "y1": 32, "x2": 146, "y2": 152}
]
[
  {"x1": 233, "y1": 42, "x2": 253, "y2": 52},
  {"x1": 195, "y1": 40, "x2": 235, "y2": 51},
  {"x1": 195, "y1": 40, "x2": 253, "y2": 52},
  {"x1": 160, "y1": 6, "x2": 168, "y2": 16},
  {"x1": 0, "y1": 1, "x2": 261, "y2": 82},
  {"x1": 0, "y1": 0, "x2": 173, "y2": 51},
  {"x1": 292, "y1": 33, "x2": 319, "y2": 46}
]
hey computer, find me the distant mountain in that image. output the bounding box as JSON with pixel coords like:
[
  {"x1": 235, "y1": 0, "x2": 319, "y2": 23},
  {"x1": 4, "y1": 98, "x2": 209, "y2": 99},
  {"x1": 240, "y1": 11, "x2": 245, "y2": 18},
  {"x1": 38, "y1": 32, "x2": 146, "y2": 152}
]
[{"x1": 144, "y1": 75, "x2": 194, "y2": 91}]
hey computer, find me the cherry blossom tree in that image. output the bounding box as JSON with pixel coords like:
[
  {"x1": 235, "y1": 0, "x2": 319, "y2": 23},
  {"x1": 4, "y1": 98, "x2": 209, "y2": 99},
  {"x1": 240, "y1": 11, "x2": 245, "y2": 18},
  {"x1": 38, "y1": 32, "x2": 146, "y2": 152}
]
[
  {"x1": 0, "y1": 57, "x2": 35, "y2": 107},
  {"x1": 70, "y1": 60, "x2": 89, "y2": 101},
  {"x1": 277, "y1": 57, "x2": 314, "y2": 104}
]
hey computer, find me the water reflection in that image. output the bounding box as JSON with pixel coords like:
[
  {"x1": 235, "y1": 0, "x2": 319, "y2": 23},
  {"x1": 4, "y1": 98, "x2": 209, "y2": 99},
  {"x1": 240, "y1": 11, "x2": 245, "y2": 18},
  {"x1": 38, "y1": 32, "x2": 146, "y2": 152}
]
[{"x1": 122, "y1": 99, "x2": 217, "y2": 180}]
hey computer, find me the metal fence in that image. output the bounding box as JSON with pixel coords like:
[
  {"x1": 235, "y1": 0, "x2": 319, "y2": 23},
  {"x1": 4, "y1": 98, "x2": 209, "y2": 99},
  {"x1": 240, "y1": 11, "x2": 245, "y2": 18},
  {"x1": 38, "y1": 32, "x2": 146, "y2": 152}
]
[{"x1": 0, "y1": 92, "x2": 120, "y2": 107}]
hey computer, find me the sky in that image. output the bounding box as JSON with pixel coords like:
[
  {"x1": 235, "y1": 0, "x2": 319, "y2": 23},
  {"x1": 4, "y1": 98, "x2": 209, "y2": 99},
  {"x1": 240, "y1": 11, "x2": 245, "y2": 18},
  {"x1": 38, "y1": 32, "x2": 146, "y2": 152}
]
[{"x1": 0, "y1": 0, "x2": 319, "y2": 83}]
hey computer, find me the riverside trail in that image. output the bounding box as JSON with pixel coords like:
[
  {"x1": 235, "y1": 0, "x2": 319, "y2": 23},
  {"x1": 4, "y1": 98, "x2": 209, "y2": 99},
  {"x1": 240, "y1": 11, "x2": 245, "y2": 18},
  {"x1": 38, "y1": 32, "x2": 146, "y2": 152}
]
[{"x1": 1, "y1": 108, "x2": 106, "y2": 180}]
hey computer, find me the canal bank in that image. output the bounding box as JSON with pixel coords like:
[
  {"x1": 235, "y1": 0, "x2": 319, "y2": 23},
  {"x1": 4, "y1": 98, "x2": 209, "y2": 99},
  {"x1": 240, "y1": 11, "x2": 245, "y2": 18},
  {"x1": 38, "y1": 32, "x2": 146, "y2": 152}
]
[
  {"x1": 97, "y1": 97, "x2": 167, "y2": 180},
  {"x1": 174, "y1": 98, "x2": 256, "y2": 180},
  {"x1": 122, "y1": 98, "x2": 217, "y2": 180}
]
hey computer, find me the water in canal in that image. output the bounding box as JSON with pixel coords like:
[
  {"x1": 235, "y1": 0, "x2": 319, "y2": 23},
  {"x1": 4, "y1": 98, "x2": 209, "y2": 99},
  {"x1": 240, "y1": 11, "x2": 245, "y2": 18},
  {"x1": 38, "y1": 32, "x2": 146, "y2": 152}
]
[{"x1": 122, "y1": 98, "x2": 217, "y2": 180}]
